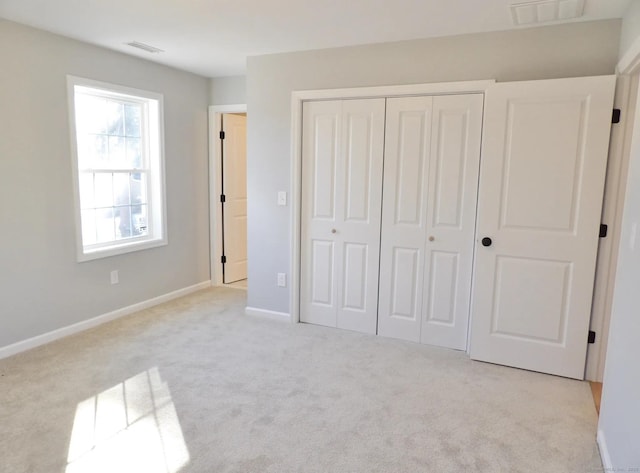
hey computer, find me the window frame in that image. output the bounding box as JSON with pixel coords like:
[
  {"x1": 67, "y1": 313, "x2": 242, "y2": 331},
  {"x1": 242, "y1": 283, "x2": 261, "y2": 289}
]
[{"x1": 67, "y1": 76, "x2": 167, "y2": 262}]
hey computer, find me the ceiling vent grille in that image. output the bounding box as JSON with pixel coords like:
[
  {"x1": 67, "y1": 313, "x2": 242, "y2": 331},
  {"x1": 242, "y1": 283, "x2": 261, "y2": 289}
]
[
  {"x1": 125, "y1": 41, "x2": 164, "y2": 54},
  {"x1": 510, "y1": 0, "x2": 585, "y2": 26}
]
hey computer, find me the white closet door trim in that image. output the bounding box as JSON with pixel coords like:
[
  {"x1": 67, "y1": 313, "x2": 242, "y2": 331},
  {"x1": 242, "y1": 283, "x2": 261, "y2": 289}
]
[{"x1": 290, "y1": 80, "x2": 495, "y2": 323}]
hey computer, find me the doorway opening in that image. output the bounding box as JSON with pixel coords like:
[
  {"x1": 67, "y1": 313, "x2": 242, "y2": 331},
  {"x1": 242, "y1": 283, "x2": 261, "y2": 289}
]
[{"x1": 209, "y1": 105, "x2": 248, "y2": 289}]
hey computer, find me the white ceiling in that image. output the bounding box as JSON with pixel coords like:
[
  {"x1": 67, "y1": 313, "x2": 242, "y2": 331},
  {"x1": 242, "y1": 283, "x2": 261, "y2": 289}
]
[{"x1": 0, "y1": 0, "x2": 631, "y2": 78}]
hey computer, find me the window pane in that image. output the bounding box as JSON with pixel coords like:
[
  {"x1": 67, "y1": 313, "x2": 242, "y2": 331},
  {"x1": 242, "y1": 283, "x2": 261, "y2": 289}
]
[
  {"x1": 113, "y1": 173, "x2": 130, "y2": 206},
  {"x1": 130, "y1": 172, "x2": 148, "y2": 205},
  {"x1": 115, "y1": 206, "x2": 133, "y2": 240},
  {"x1": 76, "y1": 94, "x2": 107, "y2": 135},
  {"x1": 94, "y1": 173, "x2": 113, "y2": 208},
  {"x1": 125, "y1": 104, "x2": 142, "y2": 137},
  {"x1": 131, "y1": 204, "x2": 148, "y2": 236},
  {"x1": 105, "y1": 101, "x2": 124, "y2": 136},
  {"x1": 81, "y1": 209, "x2": 97, "y2": 245},
  {"x1": 126, "y1": 138, "x2": 142, "y2": 168},
  {"x1": 95, "y1": 208, "x2": 115, "y2": 243},
  {"x1": 78, "y1": 134, "x2": 107, "y2": 169},
  {"x1": 108, "y1": 136, "x2": 126, "y2": 164},
  {"x1": 79, "y1": 173, "x2": 95, "y2": 209}
]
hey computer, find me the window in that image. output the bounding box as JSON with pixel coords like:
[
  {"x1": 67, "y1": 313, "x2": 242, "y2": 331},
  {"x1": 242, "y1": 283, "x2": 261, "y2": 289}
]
[{"x1": 68, "y1": 77, "x2": 166, "y2": 261}]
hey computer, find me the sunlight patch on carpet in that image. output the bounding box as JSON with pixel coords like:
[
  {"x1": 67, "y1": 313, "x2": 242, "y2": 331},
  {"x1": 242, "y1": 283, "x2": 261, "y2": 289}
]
[{"x1": 66, "y1": 367, "x2": 190, "y2": 473}]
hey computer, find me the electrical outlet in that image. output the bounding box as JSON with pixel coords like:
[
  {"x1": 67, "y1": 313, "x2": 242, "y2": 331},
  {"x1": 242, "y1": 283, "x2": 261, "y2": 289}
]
[
  {"x1": 277, "y1": 191, "x2": 287, "y2": 206},
  {"x1": 110, "y1": 270, "x2": 119, "y2": 285},
  {"x1": 277, "y1": 273, "x2": 286, "y2": 287}
]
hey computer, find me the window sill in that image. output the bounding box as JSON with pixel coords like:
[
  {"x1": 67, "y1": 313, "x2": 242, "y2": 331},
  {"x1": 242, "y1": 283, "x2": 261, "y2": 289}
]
[{"x1": 77, "y1": 237, "x2": 167, "y2": 262}]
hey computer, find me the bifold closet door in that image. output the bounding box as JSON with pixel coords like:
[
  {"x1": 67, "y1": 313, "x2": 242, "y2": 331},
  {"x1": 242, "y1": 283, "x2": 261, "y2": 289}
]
[
  {"x1": 377, "y1": 94, "x2": 484, "y2": 348},
  {"x1": 469, "y1": 76, "x2": 616, "y2": 379},
  {"x1": 300, "y1": 98, "x2": 385, "y2": 334}
]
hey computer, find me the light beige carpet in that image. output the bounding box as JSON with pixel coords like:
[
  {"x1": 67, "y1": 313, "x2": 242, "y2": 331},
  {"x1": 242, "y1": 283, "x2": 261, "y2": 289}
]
[{"x1": 0, "y1": 287, "x2": 603, "y2": 473}]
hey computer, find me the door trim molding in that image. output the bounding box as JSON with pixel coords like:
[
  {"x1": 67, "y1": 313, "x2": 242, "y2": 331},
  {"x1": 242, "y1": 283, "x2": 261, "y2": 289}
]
[
  {"x1": 209, "y1": 104, "x2": 247, "y2": 287},
  {"x1": 289, "y1": 80, "x2": 495, "y2": 323}
]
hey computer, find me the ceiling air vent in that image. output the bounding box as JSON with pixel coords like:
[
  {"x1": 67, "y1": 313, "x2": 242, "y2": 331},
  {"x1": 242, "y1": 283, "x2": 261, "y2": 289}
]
[
  {"x1": 125, "y1": 41, "x2": 164, "y2": 54},
  {"x1": 510, "y1": 0, "x2": 585, "y2": 26}
]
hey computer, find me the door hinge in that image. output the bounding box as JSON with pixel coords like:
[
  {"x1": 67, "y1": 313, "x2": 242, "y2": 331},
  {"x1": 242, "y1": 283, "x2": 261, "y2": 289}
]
[
  {"x1": 220, "y1": 130, "x2": 226, "y2": 140},
  {"x1": 599, "y1": 224, "x2": 608, "y2": 238},
  {"x1": 220, "y1": 194, "x2": 226, "y2": 203},
  {"x1": 221, "y1": 255, "x2": 227, "y2": 264},
  {"x1": 612, "y1": 109, "x2": 621, "y2": 124},
  {"x1": 588, "y1": 331, "x2": 596, "y2": 344}
]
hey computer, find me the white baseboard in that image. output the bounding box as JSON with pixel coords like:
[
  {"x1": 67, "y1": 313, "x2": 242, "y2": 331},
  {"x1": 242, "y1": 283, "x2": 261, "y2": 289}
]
[
  {"x1": 0, "y1": 280, "x2": 212, "y2": 360},
  {"x1": 245, "y1": 306, "x2": 291, "y2": 322},
  {"x1": 597, "y1": 429, "x2": 613, "y2": 471}
]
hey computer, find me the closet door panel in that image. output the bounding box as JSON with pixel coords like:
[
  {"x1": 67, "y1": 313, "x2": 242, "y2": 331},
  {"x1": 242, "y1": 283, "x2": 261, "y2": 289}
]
[
  {"x1": 301, "y1": 99, "x2": 385, "y2": 334},
  {"x1": 337, "y1": 99, "x2": 386, "y2": 334},
  {"x1": 301, "y1": 101, "x2": 341, "y2": 327},
  {"x1": 421, "y1": 94, "x2": 484, "y2": 350},
  {"x1": 378, "y1": 97, "x2": 433, "y2": 342}
]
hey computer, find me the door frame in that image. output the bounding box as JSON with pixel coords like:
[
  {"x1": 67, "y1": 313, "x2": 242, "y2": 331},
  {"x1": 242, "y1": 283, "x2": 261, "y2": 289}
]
[
  {"x1": 209, "y1": 104, "x2": 247, "y2": 286},
  {"x1": 583, "y1": 50, "x2": 640, "y2": 381},
  {"x1": 289, "y1": 80, "x2": 495, "y2": 326}
]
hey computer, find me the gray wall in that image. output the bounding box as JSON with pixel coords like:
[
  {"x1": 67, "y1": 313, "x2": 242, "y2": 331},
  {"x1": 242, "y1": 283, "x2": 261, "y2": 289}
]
[
  {"x1": 619, "y1": 1, "x2": 640, "y2": 59},
  {"x1": 597, "y1": 7, "x2": 640, "y2": 469},
  {"x1": 245, "y1": 19, "x2": 621, "y2": 314},
  {"x1": 0, "y1": 20, "x2": 211, "y2": 348},
  {"x1": 209, "y1": 75, "x2": 246, "y2": 105}
]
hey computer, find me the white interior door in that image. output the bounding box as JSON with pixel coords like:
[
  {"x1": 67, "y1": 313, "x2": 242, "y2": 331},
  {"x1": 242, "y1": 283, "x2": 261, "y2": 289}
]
[
  {"x1": 377, "y1": 95, "x2": 483, "y2": 348},
  {"x1": 222, "y1": 113, "x2": 247, "y2": 283},
  {"x1": 469, "y1": 76, "x2": 616, "y2": 379},
  {"x1": 300, "y1": 98, "x2": 385, "y2": 334}
]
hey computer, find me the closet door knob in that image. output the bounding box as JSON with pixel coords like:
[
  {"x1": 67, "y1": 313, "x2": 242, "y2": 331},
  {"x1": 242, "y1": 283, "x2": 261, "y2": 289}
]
[
  {"x1": 481, "y1": 237, "x2": 492, "y2": 247},
  {"x1": 331, "y1": 229, "x2": 337, "y2": 234},
  {"x1": 428, "y1": 236, "x2": 435, "y2": 242}
]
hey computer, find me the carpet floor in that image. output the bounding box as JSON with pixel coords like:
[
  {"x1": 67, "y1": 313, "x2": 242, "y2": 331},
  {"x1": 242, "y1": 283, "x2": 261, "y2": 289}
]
[{"x1": 0, "y1": 287, "x2": 603, "y2": 473}]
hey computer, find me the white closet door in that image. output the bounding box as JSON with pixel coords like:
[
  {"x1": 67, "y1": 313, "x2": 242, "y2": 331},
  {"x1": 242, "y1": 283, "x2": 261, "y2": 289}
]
[
  {"x1": 469, "y1": 76, "x2": 616, "y2": 379},
  {"x1": 420, "y1": 94, "x2": 483, "y2": 350},
  {"x1": 300, "y1": 98, "x2": 385, "y2": 334},
  {"x1": 377, "y1": 95, "x2": 483, "y2": 347},
  {"x1": 378, "y1": 96, "x2": 434, "y2": 342}
]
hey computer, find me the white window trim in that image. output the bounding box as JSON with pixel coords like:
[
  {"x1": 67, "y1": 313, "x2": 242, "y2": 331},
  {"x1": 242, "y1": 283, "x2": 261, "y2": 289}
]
[{"x1": 67, "y1": 76, "x2": 168, "y2": 262}]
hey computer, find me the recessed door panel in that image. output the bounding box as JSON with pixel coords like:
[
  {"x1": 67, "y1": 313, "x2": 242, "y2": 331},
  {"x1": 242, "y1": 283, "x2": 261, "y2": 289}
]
[
  {"x1": 426, "y1": 252, "x2": 459, "y2": 326},
  {"x1": 470, "y1": 76, "x2": 616, "y2": 379},
  {"x1": 491, "y1": 257, "x2": 571, "y2": 344},
  {"x1": 501, "y1": 99, "x2": 585, "y2": 232},
  {"x1": 312, "y1": 116, "x2": 338, "y2": 220},
  {"x1": 310, "y1": 240, "x2": 334, "y2": 306},
  {"x1": 342, "y1": 243, "x2": 367, "y2": 311},
  {"x1": 390, "y1": 247, "x2": 420, "y2": 321},
  {"x1": 433, "y1": 110, "x2": 467, "y2": 229},
  {"x1": 344, "y1": 113, "x2": 373, "y2": 223},
  {"x1": 394, "y1": 112, "x2": 430, "y2": 226}
]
